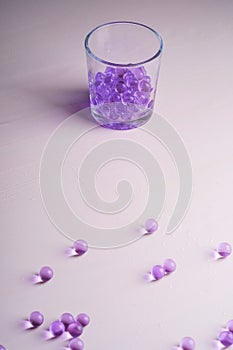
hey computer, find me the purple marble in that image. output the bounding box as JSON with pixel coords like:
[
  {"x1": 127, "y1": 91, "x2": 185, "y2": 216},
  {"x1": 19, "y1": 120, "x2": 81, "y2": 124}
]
[
  {"x1": 29, "y1": 311, "x2": 44, "y2": 327},
  {"x1": 151, "y1": 265, "x2": 165, "y2": 280},
  {"x1": 163, "y1": 258, "x2": 176, "y2": 273},
  {"x1": 67, "y1": 321, "x2": 83, "y2": 338},
  {"x1": 218, "y1": 331, "x2": 233, "y2": 347},
  {"x1": 50, "y1": 320, "x2": 65, "y2": 337}
]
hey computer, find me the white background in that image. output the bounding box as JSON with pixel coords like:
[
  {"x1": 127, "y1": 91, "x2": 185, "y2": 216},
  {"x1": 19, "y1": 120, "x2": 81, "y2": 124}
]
[{"x1": 1, "y1": 1, "x2": 233, "y2": 349}]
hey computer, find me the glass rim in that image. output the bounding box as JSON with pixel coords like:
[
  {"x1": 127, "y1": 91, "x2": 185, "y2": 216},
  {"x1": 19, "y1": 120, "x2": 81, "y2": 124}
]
[{"x1": 84, "y1": 21, "x2": 163, "y2": 67}]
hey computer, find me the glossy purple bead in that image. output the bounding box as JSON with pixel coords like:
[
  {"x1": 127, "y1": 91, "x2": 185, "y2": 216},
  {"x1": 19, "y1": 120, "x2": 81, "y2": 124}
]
[
  {"x1": 67, "y1": 321, "x2": 83, "y2": 338},
  {"x1": 131, "y1": 67, "x2": 146, "y2": 80},
  {"x1": 50, "y1": 320, "x2": 65, "y2": 337},
  {"x1": 69, "y1": 338, "x2": 84, "y2": 350},
  {"x1": 163, "y1": 258, "x2": 176, "y2": 273},
  {"x1": 151, "y1": 265, "x2": 165, "y2": 280},
  {"x1": 218, "y1": 331, "x2": 233, "y2": 347},
  {"x1": 104, "y1": 74, "x2": 115, "y2": 87},
  {"x1": 96, "y1": 82, "x2": 111, "y2": 97},
  {"x1": 143, "y1": 75, "x2": 151, "y2": 83},
  {"x1": 115, "y1": 80, "x2": 127, "y2": 94},
  {"x1": 76, "y1": 313, "x2": 90, "y2": 327},
  {"x1": 60, "y1": 312, "x2": 75, "y2": 330},
  {"x1": 122, "y1": 92, "x2": 135, "y2": 104},
  {"x1": 91, "y1": 93, "x2": 103, "y2": 105},
  {"x1": 95, "y1": 72, "x2": 105, "y2": 82},
  {"x1": 105, "y1": 66, "x2": 115, "y2": 75},
  {"x1": 145, "y1": 218, "x2": 158, "y2": 233},
  {"x1": 29, "y1": 311, "x2": 44, "y2": 327},
  {"x1": 109, "y1": 92, "x2": 121, "y2": 103},
  {"x1": 134, "y1": 91, "x2": 149, "y2": 106},
  {"x1": 39, "y1": 266, "x2": 53, "y2": 282},
  {"x1": 180, "y1": 336, "x2": 195, "y2": 350},
  {"x1": 227, "y1": 319, "x2": 233, "y2": 333},
  {"x1": 0, "y1": 346, "x2": 6, "y2": 350},
  {"x1": 73, "y1": 240, "x2": 88, "y2": 256},
  {"x1": 139, "y1": 80, "x2": 152, "y2": 93},
  {"x1": 126, "y1": 76, "x2": 138, "y2": 91},
  {"x1": 217, "y1": 242, "x2": 232, "y2": 257}
]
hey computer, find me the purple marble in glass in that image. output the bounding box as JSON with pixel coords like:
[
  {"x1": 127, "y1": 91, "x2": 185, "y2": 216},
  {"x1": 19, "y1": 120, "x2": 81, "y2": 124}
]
[
  {"x1": 76, "y1": 313, "x2": 90, "y2": 327},
  {"x1": 95, "y1": 72, "x2": 105, "y2": 82},
  {"x1": 148, "y1": 100, "x2": 154, "y2": 109},
  {"x1": 29, "y1": 311, "x2": 44, "y2": 327},
  {"x1": 67, "y1": 321, "x2": 83, "y2": 338},
  {"x1": 73, "y1": 240, "x2": 88, "y2": 256},
  {"x1": 163, "y1": 259, "x2": 176, "y2": 274},
  {"x1": 109, "y1": 92, "x2": 121, "y2": 103},
  {"x1": 134, "y1": 91, "x2": 149, "y2": 106},
  {"x1": 115, "y1": 80, "x2": 127, "y2": 94},
  {"x1": 60, "y1": 313, "x2": 75, "y2": 330},
  {"x1": 0, "y1": 346, "x2": 6, "y2": 350},
  {"x1": 217, "y1": 242, "x2": 232, "y2": 258},
  {"x1": 69, "y1": 338, "x2": 84, "y2": 350},
  {"x1": 131, "y1": 66, "x2": 146, "y2": 80},
  {"x1": 151, "y1": 265, "x2": 165, "y2": 280},
  {"x1": 145, "y1": 218, "x2": 158, "y2": 233},
  {"x1": 218, "y1": 331, "x2": 233, "y2": 347},
  {"x1": 180, "y1": 336, "x2": 195, "y2": 350},
  {"x1": 50, "y1": 320, "x2": 65, "y2": 337},
  {"x1": 39, "y1": 266, "x2": 53, "y2": 282},
  {"x1": 126, "y1": 76, "x2": 138, "y2": 91},
  {"x1": 122, "y1": 92, "x2": 135, "y2": 104},
  {"x1": 139, "y1": 80, "x2": 152, "y2": 93}
]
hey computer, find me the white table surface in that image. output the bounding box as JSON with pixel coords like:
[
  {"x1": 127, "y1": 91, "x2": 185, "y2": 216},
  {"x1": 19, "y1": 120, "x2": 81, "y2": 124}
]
[{"x1": 1, "y1": 1, "x2": 233, "y2": 349}]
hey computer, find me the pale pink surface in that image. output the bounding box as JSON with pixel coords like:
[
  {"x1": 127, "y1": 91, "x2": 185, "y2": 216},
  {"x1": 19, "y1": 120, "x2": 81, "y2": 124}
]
[{"x1": 1, "y1": 1, "x2": 233, "y2": 350}]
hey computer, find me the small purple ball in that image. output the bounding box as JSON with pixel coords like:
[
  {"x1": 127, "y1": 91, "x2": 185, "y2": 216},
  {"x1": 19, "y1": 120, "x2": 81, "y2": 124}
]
[
  {"x1": 73, "y1": 240, "x2": 88, "y2": 256},
  {"x1": 115, "y1": 80, "x2": 127, "y2": 94},
  {"x1": 180, "y1": 336, "x2": 195, "y2": 350},
  {"x1": 145, "y1": 218, "x2": 158, "y2": 234},
  {"x1": 67, "y1": 321, "x2": 83, "y2": 338},
  {"x1": 163, "y1": 258, "x2": 176, "y2": 273},
  {"x1": 151, "y1": 265, "x2": 165, "y2": 280},
  {"x1": 217, "y1": 242, "x2": 232, "y2": 258},
  {"x1": 39, "y1": 266, "x2": 53, "y2": 282},
  {"x1": 0, "y1": 346, "x2": 6, "y2": 350},
  {"x1": 50, "y1": 320, "x2": 65, "y2": 337},
  {"x1": 76, "y1": 313, "x2": 90, "y2": 327},
  {"x1": 227, "y1": 319, "x2": 233, "y2": 333},
  {"x1": 218, "y1": 331, "x2": 233, "y2": 347},
  {"x1": 95, "y1": 72, "x2": 105, "y2": 82},
  {"x1": 60, "y1": 312, "x2": 75, "y2": 330},
  {"x1": 69, "y1": 338, "x2": 84, "y2": 350},
  {"x1": 29, "y1": 311, "x2": 44, "y2": 327}
]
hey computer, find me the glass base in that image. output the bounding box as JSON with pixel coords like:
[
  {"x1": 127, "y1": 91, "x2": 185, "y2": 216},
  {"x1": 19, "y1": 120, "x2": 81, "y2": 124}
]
[{"x1": 91, "y1": 104, "x2": 153, "y2": 130}]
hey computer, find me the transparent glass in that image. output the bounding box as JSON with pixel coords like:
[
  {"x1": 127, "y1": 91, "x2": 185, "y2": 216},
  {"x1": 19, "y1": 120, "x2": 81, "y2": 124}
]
[{"x1": 84, "y1": 21, "x2": 163, "y2": 130}]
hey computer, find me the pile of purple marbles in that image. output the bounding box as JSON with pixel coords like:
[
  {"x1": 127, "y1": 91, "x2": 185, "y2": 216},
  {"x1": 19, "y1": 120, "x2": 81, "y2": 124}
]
[
  {"x1": 27, "y1": 310, "x2": 89, "y2": 350},
  {"x1": 88, "y1": 66, "x2": 154, "y2": 122}
]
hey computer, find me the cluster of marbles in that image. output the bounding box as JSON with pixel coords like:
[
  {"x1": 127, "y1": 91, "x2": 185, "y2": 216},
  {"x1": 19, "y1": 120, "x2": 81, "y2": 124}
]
[
  {"x1": 89, "y1": 66, "x2": 154, "y2": 121},
  {"x1": 26, "y1": 311, "x2": 89, "y2": 349},
  {"x1": 151, "y1": 258, "x2": 176, "y2": 281}
]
